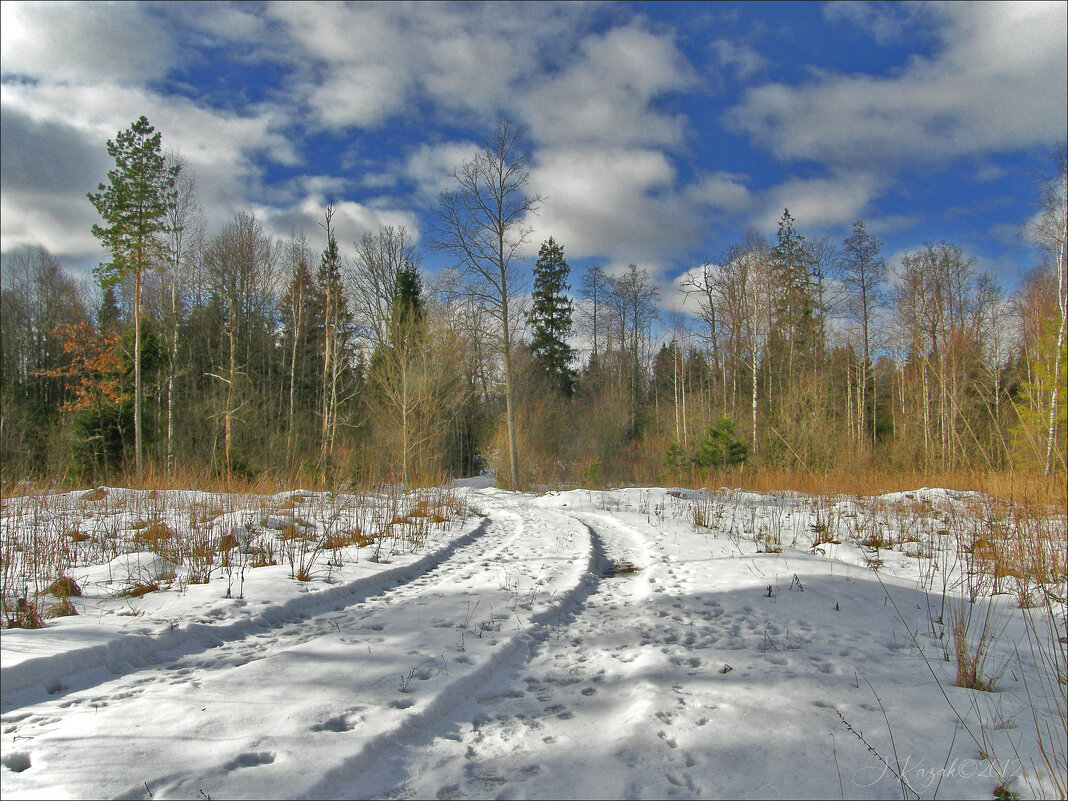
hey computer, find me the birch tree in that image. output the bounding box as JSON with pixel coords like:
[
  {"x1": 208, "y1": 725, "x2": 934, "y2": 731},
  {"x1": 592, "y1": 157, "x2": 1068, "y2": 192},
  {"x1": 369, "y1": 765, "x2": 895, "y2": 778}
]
[{"x1": 433, "y1": 119, "x2": 541, "y2": 489}]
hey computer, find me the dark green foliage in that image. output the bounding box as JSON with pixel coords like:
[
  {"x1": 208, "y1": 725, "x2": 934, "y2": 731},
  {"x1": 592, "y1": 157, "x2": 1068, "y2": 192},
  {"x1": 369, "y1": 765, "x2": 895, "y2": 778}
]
[
  {"x1": 87, "y1": 116, "x2": 178, "y2": 289},
  {"x1": 662, "y1": 419, "x2": 747, "y2": 479},
  {"x1": 694, "y1": 418, "x2": 748, "y2": 469},
  {"x1": 391, "y1": 263, "x2": 425, "y2": 350},
  {"x1": 98, "y1": 286, "x2": 121, "y2": 334},
  {"x1": 527, "y1": 238, "x2": 576, "y2": 395},
  {"x1": 70, "y1": 399, "x2": 134, "y2": 476},
  {"x1": 663, "y1": 441, "x2": 689, "y2": 474},
  {"x1": 769, "y1": 208, "x2": 816, "y2": 373}
]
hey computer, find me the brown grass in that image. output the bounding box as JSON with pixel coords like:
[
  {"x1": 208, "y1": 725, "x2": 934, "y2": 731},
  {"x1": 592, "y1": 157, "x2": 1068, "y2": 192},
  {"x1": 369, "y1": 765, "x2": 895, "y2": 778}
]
[
  {"x1": 699, "y1": 467, "x2": 1066, "y2": 508},
  {"x1": 44, "y1": 598, "x2": 78, "y2": 619},
  {"x1": 119, "y1": 580, "x2": 160, "y2": 598}
]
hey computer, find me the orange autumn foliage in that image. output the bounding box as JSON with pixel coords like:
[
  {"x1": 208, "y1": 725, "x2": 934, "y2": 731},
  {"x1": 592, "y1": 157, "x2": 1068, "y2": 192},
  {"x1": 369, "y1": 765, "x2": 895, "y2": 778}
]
[{"x1": 37, "y1": 322, "x2": 127, "y2": 412}]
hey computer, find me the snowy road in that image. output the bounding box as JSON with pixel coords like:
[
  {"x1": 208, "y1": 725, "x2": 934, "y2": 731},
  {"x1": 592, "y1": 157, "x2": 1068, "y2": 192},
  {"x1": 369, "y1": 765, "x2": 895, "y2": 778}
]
[{"x1": 2, "y1": 486, "x2": 1061, "y2": 799}]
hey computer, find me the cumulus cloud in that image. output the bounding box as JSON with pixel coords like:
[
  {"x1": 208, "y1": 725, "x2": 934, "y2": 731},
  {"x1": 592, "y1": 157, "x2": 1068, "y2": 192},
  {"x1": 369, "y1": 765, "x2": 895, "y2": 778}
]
[
  {"x1": 255, "y1": 195, "x2": 421, "y2": 249},
  {"x1": 266, "y1": 2, "x2": 586, "y2": 131},
  {"x1": 527, "y1": 147, "x2": 700, "y2": 268},
  {"x1": 401, "y1": 141, "x2": 482, "y2": 203},
  {"x1": 822, "y1": 2, "x2": 932, "y2": 45},
  {"x1": 0, "y1": 105, "x2": 111, "y2": 257},
  {"x1": 730, "y1": 2, "x2": 1067, "y2": 168},
  {"x1": 709, "y1": 39, "x2": 769, "y2": 80},
  {"x1": 686, "y1": 171, "x2": 756, "y2": 213},
  {"x1": 0, "y1": 2, "x2": 178, "y2": 84},
  {"x1": 523, "y1": 23, "x2": 696, "y2": 149},
  {"x1": 0, "y1": 75, "x2": 297, "y2": 258},
  {"x1": 754, "y1": 171, "x2": 883, "y2": 232}
]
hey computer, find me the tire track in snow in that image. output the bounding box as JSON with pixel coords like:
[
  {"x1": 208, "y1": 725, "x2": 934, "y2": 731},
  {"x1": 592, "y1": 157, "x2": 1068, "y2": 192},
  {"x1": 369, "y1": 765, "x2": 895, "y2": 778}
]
[
  {"x1": 0, "y1": 504, "x2": 594, "y2": 800},
  {"x1": 304, "y1": 504, "x2": 675, "y2": 800},
  {"x1": 296, "y1": 507, "x2": 605, "y2": 800},
  {"x1": 370, "y1": 503, "x2": 713, "y2": 800},
  {"x1": 2, "y1": 513, "x2": 499, "y2": 703}
]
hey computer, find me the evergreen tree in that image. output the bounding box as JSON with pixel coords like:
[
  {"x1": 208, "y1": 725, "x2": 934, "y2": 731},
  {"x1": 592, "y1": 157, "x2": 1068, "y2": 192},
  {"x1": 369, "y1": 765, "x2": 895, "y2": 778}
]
[
  {"x1": 769, "y1": 209, "x2": 815, "y2": 373},
  {"x1": 98, "y1": 286, "x2": 122, "y2": 335},
  {"x1": 527, "y1": 237, "x2": 576, "y2": 394},
  {"x1": 693, "y1": 418, "x2": 748, "y2": 470},
  {"x1": 317, "y1": 206, "x2": 353, "y2": 467},
  {"x1": 391, "y1": 263, "x2": 425, "y2": 352},
  {"x1": 88, "y1": 115, "x2": 178, "y2": 474}
]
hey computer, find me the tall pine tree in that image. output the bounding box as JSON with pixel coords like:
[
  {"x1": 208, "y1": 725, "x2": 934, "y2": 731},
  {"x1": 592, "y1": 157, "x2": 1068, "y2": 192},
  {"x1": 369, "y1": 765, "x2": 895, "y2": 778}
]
[
  {"x1": 88, "y1": 115, "x2": 178, "y2": 475},
  {"x1": 527, "y1": 237, "x2": 576, "y2": 394}
]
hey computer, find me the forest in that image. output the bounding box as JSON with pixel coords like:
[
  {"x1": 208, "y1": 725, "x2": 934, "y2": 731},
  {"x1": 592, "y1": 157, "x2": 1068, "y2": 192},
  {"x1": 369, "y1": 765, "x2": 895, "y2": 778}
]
[{"x1": 1, "y1": 117, "x2": 1065, "y2": 495}]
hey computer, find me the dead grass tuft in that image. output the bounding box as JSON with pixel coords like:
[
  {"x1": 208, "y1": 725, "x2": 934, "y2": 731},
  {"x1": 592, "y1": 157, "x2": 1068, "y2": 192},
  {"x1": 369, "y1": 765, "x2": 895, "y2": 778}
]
[
  {"x1": 44, "y1": 598, "x2": 78, "y2": 619},
  {"x1": 46, "y1": 576, "x2": 81, "y2": 598}
]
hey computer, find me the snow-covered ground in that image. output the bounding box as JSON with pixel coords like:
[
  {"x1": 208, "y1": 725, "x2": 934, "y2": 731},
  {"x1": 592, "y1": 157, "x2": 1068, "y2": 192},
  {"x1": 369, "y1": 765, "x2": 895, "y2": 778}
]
[{"x1": 1, "y1": 481, "x2": 1065, "y2": 799}]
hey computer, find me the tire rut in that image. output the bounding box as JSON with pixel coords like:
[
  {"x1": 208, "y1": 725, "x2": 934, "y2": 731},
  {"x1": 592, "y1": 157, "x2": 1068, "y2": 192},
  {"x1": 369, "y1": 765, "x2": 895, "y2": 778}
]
[{"x1": 2, "y1": 513, "x2": 500, "y2": 707}]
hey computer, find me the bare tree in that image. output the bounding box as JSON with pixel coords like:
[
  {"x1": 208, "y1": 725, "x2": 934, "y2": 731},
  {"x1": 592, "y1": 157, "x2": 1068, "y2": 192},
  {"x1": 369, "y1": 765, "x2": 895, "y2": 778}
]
[
  {"x1": 606, "y1": 264, "x2": 660, "y2": 435},
  {"x1": 204, "y1": 213, "x2": 276, "y2": 481},
  {"x1": 841, "y1": 220, "x2": 886, "y2": 447},
  {"x1": 1028, "y1": 146, "x2": 1067, "y2": 474},
  {"x1": 162, "y1": 153, "x2": 202, "y2": 477},
  {"x1": 578, "y1": 264, "x2": 610, "y2": 368},
  {"x1": 680, "y1": 261, "x2": 723, "y2": 407},
  {"x1": 433, "y1": 119, "x2": 541, "y2": 489},
  {"x1": 350, "y1": 225, "x2": 420, "y2": 350}
]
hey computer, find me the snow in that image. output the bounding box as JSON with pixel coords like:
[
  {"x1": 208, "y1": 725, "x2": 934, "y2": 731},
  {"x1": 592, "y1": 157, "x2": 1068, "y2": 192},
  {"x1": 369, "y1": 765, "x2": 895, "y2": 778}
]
[{"x1": 1, "y1": 483, "x2": 1064, "y2": 799}]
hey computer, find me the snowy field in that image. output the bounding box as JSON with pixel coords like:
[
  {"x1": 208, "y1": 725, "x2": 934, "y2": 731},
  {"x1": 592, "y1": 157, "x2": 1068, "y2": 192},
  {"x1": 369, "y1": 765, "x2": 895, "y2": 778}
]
[{"x1": 1, "y1": 479, "x2": 1065, "y2": 800}]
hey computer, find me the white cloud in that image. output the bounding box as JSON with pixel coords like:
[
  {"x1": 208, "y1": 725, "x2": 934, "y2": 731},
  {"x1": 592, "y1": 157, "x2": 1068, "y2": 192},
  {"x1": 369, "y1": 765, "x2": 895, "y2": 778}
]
[
  {"x1": 527, "y1": 147, "x2": 700, "y2": 267},
  {"x1": 523, "y1": 23, "x2": 696, "y2": 149},
  {"x1": 823, "y1": 2, "x2": 931, "y2": 45},
  {"x1": 730, "y1": 2, "x2": 1067, "y2": 168},
  {"x1": 0, "y1": 2, "x2": 178, "y2": 84},
  {"x1": 755, "y1": 172, "x2": 882, "y2": 232},
  {"x1": 709, "y1": 39, "x2": 769, "y2": 80},
  {"x1": 0, "y1": 77, "x2": 297, "y2": 259},
  {"x1": 266, "y1": 2, "x2": 586, "y2": 131},
  {"x1": 686, "y1": 171, "x2": 756, "y2": 212},
  {"x1": 255, "y1": 195, "x2": 421, "y2": 250},
  {"x1": 401, "y1": 141, "x2": 482, "y2": 203}
]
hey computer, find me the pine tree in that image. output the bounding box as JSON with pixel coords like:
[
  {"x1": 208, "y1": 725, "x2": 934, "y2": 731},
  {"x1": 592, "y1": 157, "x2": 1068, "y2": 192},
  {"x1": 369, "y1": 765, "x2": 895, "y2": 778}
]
[
  {"x1": 527, "y1": 237, "x2": 576, "y2": 394},
  {"x1": 88, "y1": 115, "x2": 178, "y2": 475}
]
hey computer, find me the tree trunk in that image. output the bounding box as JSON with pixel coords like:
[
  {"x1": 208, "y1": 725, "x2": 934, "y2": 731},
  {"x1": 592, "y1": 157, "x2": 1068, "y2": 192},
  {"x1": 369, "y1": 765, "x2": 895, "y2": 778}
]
[
  {"x1": 134, "y1": 263, "x2": 143, "y2": 476},
  {"x1": 166, "y1": 267, "x2": 178, "y2": 477},
  {"x1": 1045, "y1": 193, "x2": 1067, "y2": 474}
]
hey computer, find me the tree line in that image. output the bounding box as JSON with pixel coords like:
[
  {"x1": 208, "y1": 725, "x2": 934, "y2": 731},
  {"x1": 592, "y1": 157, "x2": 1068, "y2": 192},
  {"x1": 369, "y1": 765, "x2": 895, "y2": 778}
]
[{"x1": 1, "y1": 117, "x2": 1065, "y2": 489}]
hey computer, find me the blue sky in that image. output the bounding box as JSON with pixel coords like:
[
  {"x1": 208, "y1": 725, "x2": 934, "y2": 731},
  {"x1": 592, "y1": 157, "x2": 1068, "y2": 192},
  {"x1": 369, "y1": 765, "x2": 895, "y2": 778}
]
[{"x1": 1, "y1": 1, "x2": 1065, "y2": 307}]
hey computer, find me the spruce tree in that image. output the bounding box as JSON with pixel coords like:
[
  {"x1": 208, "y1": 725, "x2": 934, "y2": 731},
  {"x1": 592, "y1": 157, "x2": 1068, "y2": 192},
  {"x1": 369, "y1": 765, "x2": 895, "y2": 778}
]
[
  {"x1": 770, "y1": 209, "x2": 814, "y2": 370},
  {"x1": 527, "y1": 237, "x2": 576, "y2": 394},
  {"x1": 391, "y1": 263, "x2": 425, "y2": 352}
]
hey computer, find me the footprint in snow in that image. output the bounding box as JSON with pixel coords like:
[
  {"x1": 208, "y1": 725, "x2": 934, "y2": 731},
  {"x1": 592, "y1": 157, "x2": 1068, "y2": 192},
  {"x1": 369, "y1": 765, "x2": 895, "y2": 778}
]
[
  {"x1": 225, "y1": 751, "x2": 274, "y2": 769},
  {"x1": 1, "y1": 752, "x2": 31, "y2": 773}
]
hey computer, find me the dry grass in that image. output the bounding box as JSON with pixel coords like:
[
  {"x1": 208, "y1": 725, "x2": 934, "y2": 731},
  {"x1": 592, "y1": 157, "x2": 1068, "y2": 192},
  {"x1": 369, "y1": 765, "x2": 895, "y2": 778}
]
[{"x1": 700, "y1": 467, "x2": 1066, "y2": 509}]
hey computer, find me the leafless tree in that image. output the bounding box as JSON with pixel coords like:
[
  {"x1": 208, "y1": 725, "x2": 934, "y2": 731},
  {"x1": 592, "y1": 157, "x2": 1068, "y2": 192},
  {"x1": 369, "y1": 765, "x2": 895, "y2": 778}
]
[
  {"x1": 204, "y1": 212, "x2": 276, "y2": 481},
  {"x1": 433, "y1": 119, "x2": 541, "y2": 488},
  {"x1": 1027, "y1": 145, "x2": 1067, "y2": 474},
  {"x1": 162, "y1": 153, "x2": 203, "y2": 477},
  {"x1": 350, "y1": 225, "x2": 420, "y2": 351}
]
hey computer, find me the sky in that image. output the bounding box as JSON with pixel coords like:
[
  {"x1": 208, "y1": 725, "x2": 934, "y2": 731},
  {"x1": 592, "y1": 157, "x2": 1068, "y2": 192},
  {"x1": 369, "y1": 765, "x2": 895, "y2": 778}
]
[{"x1": 1, "y1": 1, "x2": 1066, "y2": 306}]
